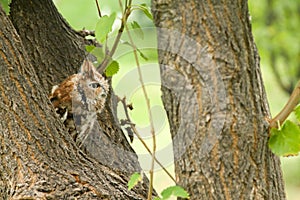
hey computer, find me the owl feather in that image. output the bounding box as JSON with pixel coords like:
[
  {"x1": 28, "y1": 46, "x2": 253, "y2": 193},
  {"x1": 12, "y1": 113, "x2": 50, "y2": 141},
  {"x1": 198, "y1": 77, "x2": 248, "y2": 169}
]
[{"x1": 49, "y1": 60, "x2": 109, "y2": 146}]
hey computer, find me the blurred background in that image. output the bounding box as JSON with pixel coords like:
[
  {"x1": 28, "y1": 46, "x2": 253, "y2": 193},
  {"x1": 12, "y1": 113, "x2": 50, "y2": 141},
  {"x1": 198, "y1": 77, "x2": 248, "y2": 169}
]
[{"x1": 1, "y1": 0, "x2": 299, "y2": 198}]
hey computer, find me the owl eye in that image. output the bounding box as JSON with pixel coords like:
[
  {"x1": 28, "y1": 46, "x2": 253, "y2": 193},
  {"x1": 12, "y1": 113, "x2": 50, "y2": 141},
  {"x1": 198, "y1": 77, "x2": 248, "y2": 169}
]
[
  {"x1": 89, "y1": 82, "x2": 101, "y2": 89},
  {"x1": 101, "y1": 93, "x2": 107, "y2": 98}
]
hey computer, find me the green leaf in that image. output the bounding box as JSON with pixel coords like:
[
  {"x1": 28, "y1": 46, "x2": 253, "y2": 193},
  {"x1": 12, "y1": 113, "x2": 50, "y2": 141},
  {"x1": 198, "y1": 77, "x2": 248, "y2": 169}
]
[
  {"x1": 135, "y1": 4, "x2": 153, "y2": 20},
  {"x1": 85, "y1": 45, "x2": 95, "y2": 53},
  {"x1": 0, "y1": 0, "x2": 10, "y2": 14},
  {"x1": 153, "y1": 197, "x2": 161, "y2": 200},
  {"x1": 294, "y1": 104, "x2": 300, "y2": 122},
  {"x1": 121, "y1": 41, "x2": 149, "y2": 61},
  {"x1": 128, "y1": 172, "x2": 142, "y2": 191},
  {"x1": 131, "y1": 21, "x2": 144, "y2": 39},
  {"x1": 161, "y1": 186, "x2": 189, "y2": 200},
  {"x1": 137, "y1": 48, "x2": 149, "y2": 61},
  {"x1": 269, "y1": 120, "x2": 300, "y2": 156},
  {"x1": 105, "y1": 60, "x2": 120, "y2": 77},
  {"x1": 95, "y1": 13, "x2": 116, "y2": 43}
]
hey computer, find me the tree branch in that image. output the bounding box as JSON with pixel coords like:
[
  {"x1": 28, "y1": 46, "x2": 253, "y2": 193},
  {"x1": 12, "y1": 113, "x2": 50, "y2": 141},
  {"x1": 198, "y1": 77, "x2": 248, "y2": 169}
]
[
  {"x1": 98, "y1": 0, "x2": 132, "y2": 73},
  {"x1": 270, "y1": 80, "x2": 300, "y2": 128}
]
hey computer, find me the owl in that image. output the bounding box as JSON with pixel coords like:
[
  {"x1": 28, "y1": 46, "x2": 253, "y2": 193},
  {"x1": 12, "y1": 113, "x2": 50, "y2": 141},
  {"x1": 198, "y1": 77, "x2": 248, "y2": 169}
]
[{"x1": 49, "y1": 59, "x2": 109, "y2": 146}]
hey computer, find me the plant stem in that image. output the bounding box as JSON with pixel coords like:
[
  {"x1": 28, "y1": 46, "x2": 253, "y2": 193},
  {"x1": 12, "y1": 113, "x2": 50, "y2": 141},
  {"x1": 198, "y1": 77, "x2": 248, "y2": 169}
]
[
  {"x1": 97, "y1": 0, "x2": 132, "y2": 73},
  {"x1": 95, "y1": 0, "x2": 102, "y2": 18},
  {"x1": 270, "y1": 80, "x2": 300, "y2": 128},
  {"x1": 119, "y1": 97, "x2": 176, "y2": 183},
  {"x1": 125, "y1": 25, "x2": 156, "y2": 200}
]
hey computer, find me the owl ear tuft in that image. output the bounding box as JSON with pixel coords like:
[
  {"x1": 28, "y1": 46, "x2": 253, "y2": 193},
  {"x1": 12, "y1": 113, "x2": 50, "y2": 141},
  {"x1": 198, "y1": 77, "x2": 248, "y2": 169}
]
[{"x1": 80, "y1": 59, "x2": 97, "y2": 77}]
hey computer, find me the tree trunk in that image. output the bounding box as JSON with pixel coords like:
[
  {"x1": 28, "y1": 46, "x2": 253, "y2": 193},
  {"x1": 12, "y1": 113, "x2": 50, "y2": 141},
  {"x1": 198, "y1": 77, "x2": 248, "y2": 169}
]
[
  {"x1": 152, "y1": 0, "x2": 286, "y2": 199},
  {"x1": 9, "y1": 0, "x2": 85, "y2": 93},
  {"x1": 0, "y1": 1, "x2": 151, "y2": 198}
]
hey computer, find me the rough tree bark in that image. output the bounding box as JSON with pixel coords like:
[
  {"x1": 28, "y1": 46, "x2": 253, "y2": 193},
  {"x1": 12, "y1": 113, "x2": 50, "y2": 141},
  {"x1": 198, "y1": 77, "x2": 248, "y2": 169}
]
[
  {"x1": 9, "y1": 0, "x2": 147, "y2": 177},
  {"x1": 0, "y1": 0, "x2": 152, "y2": 199},
  {"x1": 152, "y1": 0, "x2": 286, "y2": 199}
]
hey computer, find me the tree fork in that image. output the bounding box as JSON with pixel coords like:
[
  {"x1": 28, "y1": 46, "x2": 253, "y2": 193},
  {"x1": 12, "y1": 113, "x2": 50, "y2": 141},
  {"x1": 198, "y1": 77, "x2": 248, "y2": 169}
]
[{"x1": 1, "y1": 2, "x2": 152, "y2": 199}]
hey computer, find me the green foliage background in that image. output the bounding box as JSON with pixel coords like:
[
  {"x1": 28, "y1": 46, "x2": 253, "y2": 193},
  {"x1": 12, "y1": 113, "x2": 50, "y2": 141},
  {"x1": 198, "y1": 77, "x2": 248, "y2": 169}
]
[
  {"x1": 248, "y1": 1, "x2": 300, "y2": 199},
  {"x1": 0, "y1": 0, "x2": 298, "y2": 199}
]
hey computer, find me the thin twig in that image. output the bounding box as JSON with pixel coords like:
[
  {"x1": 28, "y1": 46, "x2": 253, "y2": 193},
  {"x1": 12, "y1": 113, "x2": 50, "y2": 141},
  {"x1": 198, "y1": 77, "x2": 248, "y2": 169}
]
[
  {"x1": 119, "y1": 97, "x2": 176, "y2": 183},
  {"x1": 95, "y1": 0, "x2": 102, "y2": 17},
  {"x1": 124, "y1": 24, "x2": 156, "y2": 200},
  {"x1": 270, "y1": 80, "x2": 300, "y2": 129}
]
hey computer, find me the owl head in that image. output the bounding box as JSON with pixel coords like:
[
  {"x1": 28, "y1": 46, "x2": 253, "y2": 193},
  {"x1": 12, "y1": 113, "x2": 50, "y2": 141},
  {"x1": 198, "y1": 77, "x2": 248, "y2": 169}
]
[
  {"x1": 49, "y1": 59, "x2": 109, "y2": 116},
  {"x1": 73, "y1": 60, "x2": 109, "y2": 113}
]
